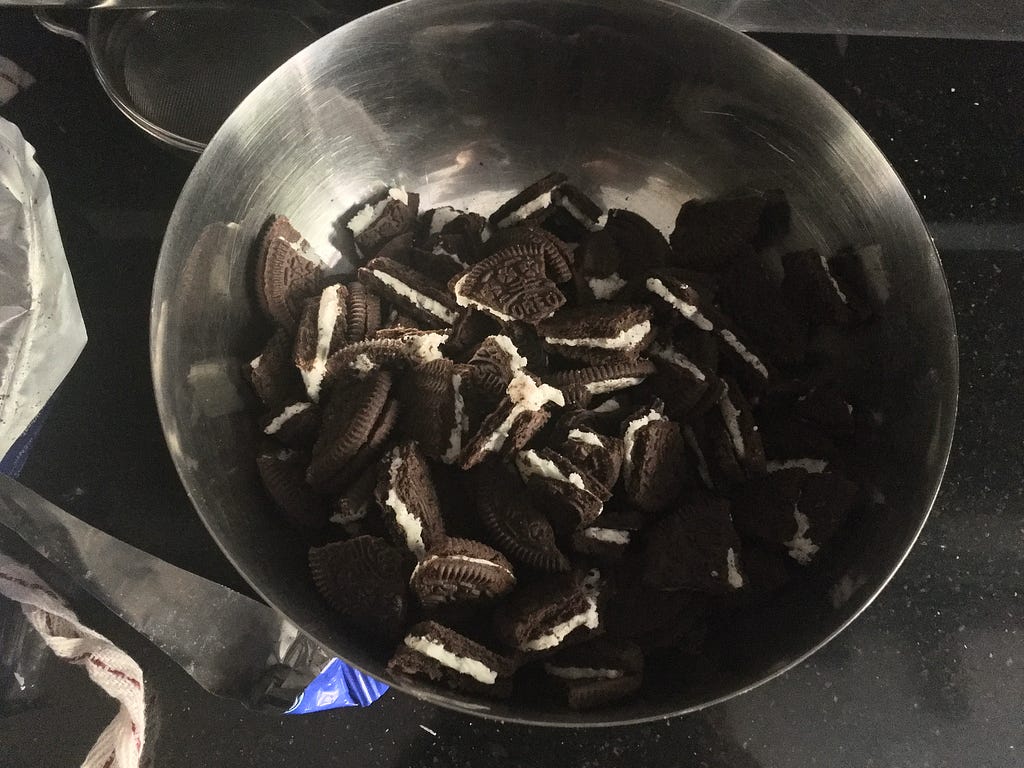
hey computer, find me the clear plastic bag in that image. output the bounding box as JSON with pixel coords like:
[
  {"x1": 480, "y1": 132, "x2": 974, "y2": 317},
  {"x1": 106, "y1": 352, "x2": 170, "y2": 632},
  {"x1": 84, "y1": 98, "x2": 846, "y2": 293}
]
[{"x1": 0, "y1": 118, "x2": 86, "y2": 460}]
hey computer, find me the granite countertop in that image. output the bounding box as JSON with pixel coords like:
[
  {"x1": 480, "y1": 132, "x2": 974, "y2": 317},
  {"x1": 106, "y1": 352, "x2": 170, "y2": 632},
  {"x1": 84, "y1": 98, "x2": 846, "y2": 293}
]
[{"x1": 1, "y1": 12, "x2": 1021, "y2": 767}]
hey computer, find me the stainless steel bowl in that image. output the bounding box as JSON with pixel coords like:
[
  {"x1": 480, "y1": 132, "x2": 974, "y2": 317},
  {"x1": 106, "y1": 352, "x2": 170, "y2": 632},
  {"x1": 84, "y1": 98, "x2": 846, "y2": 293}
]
[{"x1": 151, "y1": 0, "x2": 958, "y2": 725}]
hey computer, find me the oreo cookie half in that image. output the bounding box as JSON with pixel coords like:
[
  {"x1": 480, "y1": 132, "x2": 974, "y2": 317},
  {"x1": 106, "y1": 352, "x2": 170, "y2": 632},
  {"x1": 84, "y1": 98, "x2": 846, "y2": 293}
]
[
  {"x1": 642, "y1": 494, "x2": 745, "y2": 593},
  {"x1": 347, "y1": 187, "x2": 420, "y2": 262},
  {"x1": 476, "y1": 465, "x2": 570, "y2": 572},
  {"x1": 388, "y1": 620, "x2": 516, "y2": 698},
  {"x1": 549, "y1": 360, "x2": 656, "y2": 405},
  {"x1": 622, "y1": 413, "x2": 686, "y2": 514},
  {"x1": 603, "y1": 209, "x2": 671, "y2": 277},
  {"x1": 410, "y1": 538, "x2": 517, "y2": 607},
  {"x1": 375, "y1": 440, "x2": 447, "y2": 559},
  {"x1": 259, "y1": 400, "x2": 319, "y2": 450},
  {"x1": 359, "y1": 256, "x2": 460, "y2": 329},
  {"x1": 253, "y1": 215, "x2": 325, "y2": 331},
  {"x1": 489, "y1": 172, "x2": 567, "y2": 229},
  {"x1": 495, "y1": 572, "x2": 602, "y2": 654},
  {"x1": 572, "y1": 229, "x2": 627, "y2": 302},
  {"x1": 515, "y1": 448, "x2": 604, "y2": 534},
  {"x1": 453, "y1": 245, "x2": 566, "y2": 324},
  {"x1": 293, "y1": 284, "x2": 349, "y2": 401},
  {"x1": 309, "y1": 535, "x2": 413, "y2": 640},
  {"x1": 543, "y1": 637, "x2": 644, "y2": 710},
  {"x1": 256, "y1": 447, "x2": 328, "y2": 530},
  {"x1": 557, "y1": 428, "x2": 623, "y2": 499},
  {"x1": 537, "y1": 304, "x2": 654, "y2": 364},
  {"x1": 248, "y1": 327, "x2": 304, "y2": 408}
]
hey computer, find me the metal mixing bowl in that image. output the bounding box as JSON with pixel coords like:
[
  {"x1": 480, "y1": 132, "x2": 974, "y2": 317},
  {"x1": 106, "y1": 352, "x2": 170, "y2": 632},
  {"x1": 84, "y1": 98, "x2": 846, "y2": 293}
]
[{"x1": 151, "y1": 0, "x2": 958, "y2": 725}]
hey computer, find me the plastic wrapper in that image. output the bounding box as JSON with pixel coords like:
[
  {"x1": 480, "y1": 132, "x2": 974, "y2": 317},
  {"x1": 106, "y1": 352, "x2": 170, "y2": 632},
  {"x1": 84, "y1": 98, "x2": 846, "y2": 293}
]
[{"x1": 0, "y1": 117, "x2": 87, "y2": 462}]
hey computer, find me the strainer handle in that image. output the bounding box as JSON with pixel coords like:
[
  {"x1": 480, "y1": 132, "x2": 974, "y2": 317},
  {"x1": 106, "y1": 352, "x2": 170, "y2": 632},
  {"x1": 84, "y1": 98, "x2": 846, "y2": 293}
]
[{"x1": 34, "y1": 9, "x2": 88, "y2": 46}]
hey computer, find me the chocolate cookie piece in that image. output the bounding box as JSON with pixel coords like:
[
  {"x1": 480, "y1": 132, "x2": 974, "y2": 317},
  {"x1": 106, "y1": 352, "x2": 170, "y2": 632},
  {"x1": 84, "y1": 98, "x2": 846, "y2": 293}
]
[
  {"x1": 397, "y1": 358, "x2": 469, "y2": 463},
  {"x1": 321, "y1": 338, "x2": 409, "y2": 391},
  {"x1": 642, "y1": 495, "x2": 745, "y2": 593},
  {"x1": 549, "y1": 360, "x2": 656, "y2": 405},
  {"x1": 570, "y1": 524, "x2": 632, "y2": 561},
  {"x1": 482, "y1": 225, "x2": 576, "y2": 285},
  {"x1": 829, "y1": 243, "x2": 886, "y2": 320},
  {"x1": 682, "y1": 423, "x2": 715, "y2": 490},
  {"x1": 495, "y1": 572, "x2": 602, "y2": 653},
  {"x1": 622, "y1": 413, "x2": 686, "y2": 514},
  {"x1": 668, "y1": 190, "x2": 789, "y2": 271},
  {"x1": 293, "y1": 284, "x2": 349, "y2": 401},
  {"x1": 716, "y1": 378, "x2": 766, "y2": 477},
  {"x1": 782, "y1": 249, "x2": 853, "y2": 326},
  {"x1": 645, "y1": 273, "x2": 716, "y2": 332},
  {"x1": 603, "y1": 209, "x2": 671, "y2": 277},
  {"x1": 348, "y1": 188, "x2": 420, "y2": 261},
  {"x1": 603, "y1": 568, "x2": 708, "y2": 648},
  {"x1": 248, "y1": 328, "x2": 304, "y2": 408},
  {"x1": 489, "y1": 172, "x2": 567, "y2": 228},
  {"x1": 648, "y1": 341, "x2": 718, "y2": 419},
  {"x1": 460, "y1": 371, "x2": 565, "y2": 468},
  {"x1": 260, "y1": 400, "x2": 320, "y2": 450},
  {"x1": 794, "y1": 383, "x2": 856, "y2": 440},
  {"x1": 409, "y1": 538, "x2": 517, "y2": 607},
  {"x1": 475, "y1": 465, "x2": 570, "y2": 572},
  {"x1": 328, "y1": 470, "x2": 381, "y2": 536},
  {"x1": 543, "y1": 637, "x2": 643, "y2": 710},
  {"x1": 573, "y1": 229, "x2": 627, "y2": 302},
  {"x1": 467, "y1": 333, "x2": 530, "y2": 391},
  {"x1": 537, "y1": 304, "x2": 654, "y2": 364},
  {"x1": 256, "y1": 447, "x2": 329, "y2": 530},
  {"x1": 440, "y1": 304, "x2": 500, "y2": 354},
  {"x1": 418, "y1": 206, "x2": 487, "y2": 268},
  {"x1": 359, "y1": 256, "x2": 460, "y2": 329},
  {"x1": 375, "y1": 440, "x2": 447, "y2": 559},
  {"x1": 253, "y1": 215, "x2": 325, "y2": 331},
  {"x1": 453, "y1": 244, "x2": 566, "y2": 324},
  {"x1": 716, "y1": 324, "x2": 771, "y2": 393},
  {"x1": 790, "y1": 471, "x2": 860, "y2": 563},
  {"x1": 731, "y1": 468, "x2": 807, "y2": 544},
  {"x1": 718, "y1": 254, "x2": 807, "y2": 366},
  {"x1": 320, "y1": 396, "x2": 401, "y2": 495},
  {"x1": 309, "y1": 536, "x2": 413, "y2": 640},
  {"x1": 307, "y1": 370, "x2": 394, "y2": 489},
  {"x1": 515, "y1": 448, "x2": 605, "y2": 534},
  {"x1": 557, "y1": 428, "x2": 623, "y2": 500},
  {"x1": 388, "y1": 620, "x2": 516, "y2": 699},
  {"x1": 544, "y1": 183, "x2": 604, "y2": 242}
]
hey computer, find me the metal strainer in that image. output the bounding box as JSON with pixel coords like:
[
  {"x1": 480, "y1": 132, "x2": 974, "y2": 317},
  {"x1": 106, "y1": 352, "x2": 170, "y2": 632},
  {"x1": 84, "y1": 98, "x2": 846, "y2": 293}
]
[{"x1": 37, "y1": 9, "x2": 319, "y2": 153}]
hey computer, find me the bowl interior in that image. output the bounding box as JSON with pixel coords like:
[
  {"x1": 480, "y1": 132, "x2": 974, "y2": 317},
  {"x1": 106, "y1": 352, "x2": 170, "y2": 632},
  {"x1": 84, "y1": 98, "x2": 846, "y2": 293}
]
[{"x1": 152, "y1": 0, "x2": 957, "y2": 725}]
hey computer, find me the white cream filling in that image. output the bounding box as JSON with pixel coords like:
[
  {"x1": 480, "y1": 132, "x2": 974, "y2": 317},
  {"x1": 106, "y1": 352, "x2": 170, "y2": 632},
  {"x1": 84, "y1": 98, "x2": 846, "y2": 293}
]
[
  {"x1": 819, "y1": 252, "x2": 848, "y2": 303},
  {"x1": 350, "y1": 353, "x2": 376, "y2": 374},
  {"x1": 591, "y1": 398, "x2": 621, "y2": 414},
  {"x1": 544, "y1": 664, "x2": 623, "y2": 680},
  {"x1": 683, "y1": 426, "x2": 714, "y2": 489},
  {"x1": 479, "y1": 373, "x2": 565, "y2": 455},
  {"x1": 568, "y1": 428, "x2": 603, "y2": 448},
  {"x1": 622, "y1": 409, "x2": 663, "y2": 478},
  {"x1": 489, "y1": 334, "x2": 529, "y2": 371},
  {"x1": 719, "y1": 384, "x2": 746, "y2": 461},
  {"x1": 718, "y1": 329, "x2": 769, "y2": 379},
  {"x1": 442, "y1": 373, "x2": 467, "y2": 464},
  {"x1": 370, "y1": 269, "x2": 458, "y2": 325},
  {"x1": 303, "y1": 285, "x2": 343, "y2": 401},
  {"x1": 348, "y1": 187, "x2": 407, "y2": 236},
  {"x1": 495, "y1": 190, "x2": 553, "y2": 228},
  {"x1": 582, "y1": 527, "x2": 630, "y2": 545},
  {"x1": 404, "y1": 635, "x2": 497, "y2": 684},
  {"x1": 584, "y1": 376, "x2": 644, "y2": 395},
  {"x1": 263, "y1": 402, "x2": 312, "y2": 435},
  {"x1": 726, "y1": 547, "x2": 744, "y2": 589},
  {"x1": 650, "y1": 343, "x2": 706, "y2": 382},
  {"x1": 453, "y1": 273, "x2": 514, "y2": 322},
  {"x1": 766, "y1": 458, "x2": 828, "y2": 474},
  {"x1": 429, "y1": 206, "x2": 461, "y2": 235},
  {"x1": 545, "y1": 320, "x2": 651, "y2": 351},
  {"x1": 559, "y1": 197, "x2": 602, "y2": 231},
  {"x1": 385, "y1": 454, "x2": 425, "y2": 558},
  {"x1": 402, "y1": 331, "x2": 449, "y2": 364},
  {"x1": 249, "y1": 355, "x2": 262, "y2": 370},
  {"x1": 516, "y1": 450, "x2": 586, "y2": 490},
  {"x1": 521, "y1": 595, "x2": 600, "y2": 651},
  {"x1": 431, "y1": 241, "x2": 467, "y2": 268},
  {"x1": 786, "y1": 508, "x2": 819, "y2": 565},
  {"x1": 645, "y1": 277, "x2": 713, "y2": 331},
  {"x1": 587, "y1": 273, "x2": 627, "y2": 300},
  {"x1": 412, "y1": 554, "x2": 514, "y2": 579}
]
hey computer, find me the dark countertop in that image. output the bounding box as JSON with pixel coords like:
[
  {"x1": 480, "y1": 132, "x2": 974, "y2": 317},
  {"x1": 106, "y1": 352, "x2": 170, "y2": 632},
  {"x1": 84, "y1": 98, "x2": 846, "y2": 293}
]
[{"x1": 1, "y1": 12, "x2": 1022, "y2": 767}]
